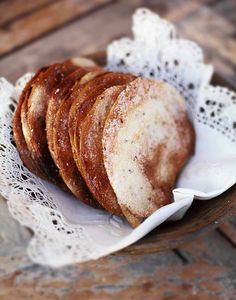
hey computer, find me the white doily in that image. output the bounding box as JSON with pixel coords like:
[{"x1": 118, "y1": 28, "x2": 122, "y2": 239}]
[{"x1": 0, "y1": 8, "x2": 236, "y2": 267}]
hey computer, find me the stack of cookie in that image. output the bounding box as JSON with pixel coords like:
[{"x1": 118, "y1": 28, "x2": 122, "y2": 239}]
[{"x1": 13, "y1": 58, "x2": 194, "y2": 227}]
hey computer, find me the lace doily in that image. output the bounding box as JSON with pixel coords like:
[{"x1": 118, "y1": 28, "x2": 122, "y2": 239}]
[
  {"x1": 107, "y1": 8, "x2": 213, "y2": 116},
  {"x1": 0, "y1": 8, "x2": 236, "y2": 267}
]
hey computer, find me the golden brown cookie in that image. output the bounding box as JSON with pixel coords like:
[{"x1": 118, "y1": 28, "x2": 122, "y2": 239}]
[
  {"x1": 69, "y1": 72, "x2": 135, "y2": 176},
  {"x1": 20, "y1": 61, "x2": 78, "y2": 186},
  {"x1": 13, "y1": 67, "x2": 48, "y2": 178},
  {"x1": 46, "y1": 66, "x2": 101, "y2": 162},
  {"x1": 51, "y1": 70, "x2": 107, "y2": 207},
  {"x1": 103, "y1": 78, "x2": 195, "y2": 227},
  {"x1": 79, "y1": 86, "x2": 126, "y2": 215},
  {"x1": 53, "y1": 96, "x2": 97, "y2": 207},
  {"x1": 68, "y1": 70, "x2": 108, "y2": 155}
]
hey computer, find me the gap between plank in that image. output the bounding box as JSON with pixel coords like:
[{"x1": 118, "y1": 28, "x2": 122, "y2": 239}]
[
  {"x1": 172, "y1": 249, "x2": 189, "y2": 265},
  {"x1": 217, "y1": 228, "x2": 236, "y2": 248}
]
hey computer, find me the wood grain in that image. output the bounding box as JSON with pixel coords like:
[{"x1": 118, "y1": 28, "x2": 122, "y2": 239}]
[
  {"x1": 0, "y1": 230, "x2": 235, "y2": 300},
  {"x1": 176, "y1": 3, "x2": 236, "y2": 88},
  {"x1": 0, "y1": 0, "x2": 235, "y2": 88},
  {"x1": 0, "y1": 0, "x2": 51, "y2": 26},
  {"x1": 0, "y1": 0, "x2": 113, "y2": 57}
]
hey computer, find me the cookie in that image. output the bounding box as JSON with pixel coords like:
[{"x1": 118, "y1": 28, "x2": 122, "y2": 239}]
[
  {"x1": 79, "y1": 86, "x2": 125, "y2": 214},
  {"x1": 51, "y1": 70, "x2": 107, "y2": 206},
  {"x1": 103, "y1": 77, "x2": 195, "y2": 227},
  {"x1": 20, "y1": 62, "x2": 77, "y2": 186},
  {"x1": 13, "y1": 67, "x2": 48, "y2": 178},
  {"x1": 69, "y1": 72, "x2": 135, "y2": 175},
  {"x1": 46, "y1": 65, "x2": 101, "y2": 161}
]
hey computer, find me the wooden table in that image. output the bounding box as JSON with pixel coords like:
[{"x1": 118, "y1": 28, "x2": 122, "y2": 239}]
[{"x1": 0, "y1": 0, "x2": 235, "y2": 299}]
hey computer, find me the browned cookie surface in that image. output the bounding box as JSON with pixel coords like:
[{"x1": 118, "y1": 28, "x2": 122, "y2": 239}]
[
  {"x1": 52, "y1": 70, "x2": 106, "y2": 207},
  {"x1": 21, "y1": 62, "x2": 77, "y2": 186},
  {"x1": 46, "y1": 66, "x2": 101, "y2": 162},
  {"x1": 103, "y1": 78, "x2": 195, "y2": 227},
  {"x1": 68, "y1": 70, "x2": 108, "y2": 154},
  {"x1": 53, "y1": 95, "x2": 98, "y2": 207},
  {"x1": 13, "y1": 68, "x2": 48, "y2": 178},
  {"x1": 79, "y1": 86, "x2": 126, "y2": 215},
  {"x1": 69, "y1": 72, "x2": 135, "y2": 177}
]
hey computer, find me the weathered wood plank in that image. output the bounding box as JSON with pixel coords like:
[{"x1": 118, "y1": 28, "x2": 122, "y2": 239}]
[
  {"x1": 0, "y1": 234, "x2": 235, "y2": 300},
  {"x1": 0, "y1": 1, "x2": 220, "y2": 80},
  {"x1": 0, "y1": 0, "x2": 51, "y2": 26},
  {"x1": 0, "y1": 0, "x2": 235, "y2": 88},
  {"x1": 206, "y1": 0, "x2": 236, "y2": 25},
  {"x1": 176, "y1": 4, "x2": 236, "y2": 87},
  {"x1": 175, "y1": 230, "x2": 236, "y2": 268},
  {"x1": 0, "y1": 0, "x2": 137, "y2": 81},
  {"x1": 0, "y1": 0, "x2": 114, "y2": 56}
]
